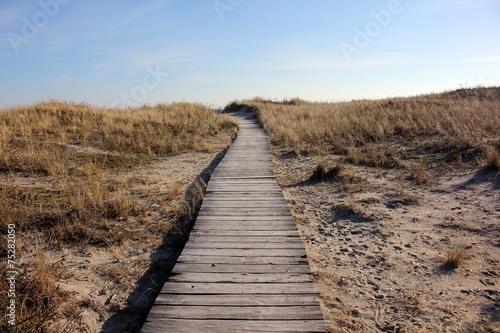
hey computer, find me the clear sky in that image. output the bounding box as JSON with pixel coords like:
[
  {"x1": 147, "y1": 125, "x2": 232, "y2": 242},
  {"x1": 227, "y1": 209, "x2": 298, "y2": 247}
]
[{"x1": 1, "y1": 0, "x2": 499, "y2": 108}]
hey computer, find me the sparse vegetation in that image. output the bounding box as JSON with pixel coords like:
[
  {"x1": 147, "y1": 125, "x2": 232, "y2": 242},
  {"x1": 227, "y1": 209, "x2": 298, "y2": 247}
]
[
  {"x1": 483, "y1": 146, "x2": 500, "y2": 171},
  {"x1": 0, "y1": 100, "x2": 238, "y2": 332},
  {"x1": 406, "y1": 165, "x2": 429, "y2": 186},
  {"x1": 310, "y1": 160, "x2": 327, "y2": 181},
  {"x1": 309, "y1": 160, "x2": 364, "y2": 186},
  {"x1": 442, "y1": 246, "x2": 468, "y2": 270},
  {"x1": 310, "y1": 160, "x2": 347, "y2": 182}
]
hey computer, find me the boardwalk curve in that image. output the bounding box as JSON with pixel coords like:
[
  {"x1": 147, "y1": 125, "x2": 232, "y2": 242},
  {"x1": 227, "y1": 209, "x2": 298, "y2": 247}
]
[{"x1": 141, "y1": 111, "x2": 326, "y2": 333}]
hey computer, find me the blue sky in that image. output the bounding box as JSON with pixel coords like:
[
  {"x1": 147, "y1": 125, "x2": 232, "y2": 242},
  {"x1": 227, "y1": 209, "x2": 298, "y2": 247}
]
[{"x1": 1, "y1": 0, "x2": 499, "y2": 108}]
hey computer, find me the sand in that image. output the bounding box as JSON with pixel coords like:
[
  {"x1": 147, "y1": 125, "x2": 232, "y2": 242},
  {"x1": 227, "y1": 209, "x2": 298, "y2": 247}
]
[{"x1": 273, "y1": 153, "x2": 499, "y2": 333}]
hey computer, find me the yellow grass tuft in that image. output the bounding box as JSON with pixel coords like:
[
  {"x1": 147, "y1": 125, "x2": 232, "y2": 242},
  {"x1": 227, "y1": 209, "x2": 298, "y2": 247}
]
[
  {"x1": 442, "y1": 246, "x2": 468, "y2": 270},
  {"x1": 483, "y1": 146, "x2": 500, "y2": 171}
]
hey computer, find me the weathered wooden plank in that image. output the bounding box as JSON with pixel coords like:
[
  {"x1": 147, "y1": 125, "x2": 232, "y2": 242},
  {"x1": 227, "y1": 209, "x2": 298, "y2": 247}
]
[
  {"x1": 208, "y1": 179, "x2": 278, "y2": 183},
  {"x1": 179, "y1": 248, "x2": 306, "y2": 260},
  {"x1": 214, "y1": 163, "x2": 273, "y2": 167},
  {"x1": 207, "y1": 181, "x2": 278, "y2": 185},
  {"x1": 201, "y1": 196, "x2": 285, "y2": 201},
  {"x1": 195, "y1": 213, "x2": 292, "y2": 218},
  {"x1": 211, "y1": 171, "x2": 276, "y2": 176},
  {"x1": 215, "y1": 162, "x2": 274, "y2": 166},
  {"x1": 176, "y1": 256, "x2": 308, "y2": 265},
  {"x1": 194, "y1": 215, "x2": 296, "y2": 221},
  {"x1": 193, "y1": 220, "x2": 296, "y2": 227},
  {"x1": 172, "y1": 263, "x2": 311, "y2": 273},
  {"x1": 141, "y1": 319, "x2": 326, "y2": 333},
  {"x1": 152, "y1": 293, "x2": 319, "y2": 306},
  {"x1": 198, "y1": 210, "x2": 294, "y2": 217},
  {"x1": 202, "y1": 195, "x2": 285, "y2": 199},
  {"x1": 195, "y1": 219, "x2": 295, "y2": 224},
  {"x1": 212, "y1": 175, "x2": 276, "y2": 180},
  {"x1": 199, "y1": 206, "x2": 290, "y2": 212},
  {"x1": 147, "y1": 305, "x2": 324, "y2": 320},
  {"x1": 201, "y1": 196, "x2": 288, "y2": 202},
  {"x1": 201, "y1": 202, "x2": 289, "y2": 209},
  {"x1": 190, "y1": 230, "x2": 300, "y2": 237},
  {"x1": 206, "y1": 187, "x2": 281, "y2": 192},
  {"x1": 196, "y1": 209, "x2": 293, "y2": 216},
  {"x1": 168, "y1": 272, "x2": 312, "y2": 283},
  {"x1": 179, "y1": 248, "x2": 306, "y2": 258},
  {"x1": 194, "y1": 217, "x2": 294, "y2": 223},
  {"x1": 193, "y1": 225, "x2": 290, "y2": 233},
  {"x1": 160, "y1": 282, "x2": 319, "y2": 295},
  {"x1": 215, "y1": 160, "x2": 273, "y2": 163},
  {"x1": 191, "y1": 224, "x2": 295, "y2": 231},
  {"x1": 185, "y1": 236, "x2": 302, "y2": 243},
  {"x1": 195, "y1": 215, "x2": 295, "y2": 222},
  {"x1": 209, "y1": 176, "x2": 277, "y2": 180},
  {"x1": 183, "y1": 242, "x2": 303, "y2": 249},
  {"x1": 205, "y1": 189, "x2": 283, "y2": 194},
  {"x1": 213, "y1": 169, "x2": 277, "y2": 172},
  {"x1": 213, "y1": 167, "x2": 273, "y2": 170}
]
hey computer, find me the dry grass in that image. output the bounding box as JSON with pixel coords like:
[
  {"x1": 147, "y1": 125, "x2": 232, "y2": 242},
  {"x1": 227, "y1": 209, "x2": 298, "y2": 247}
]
[
  {"x1": 310, "y1": 161, "x2": 346, "y2": 182},
  {"x1": 442, "y1": 246, "x2": 468, "y2": 271},
  {"x1": 0, "y1": 100, "x2": 237, "y2": 175},
  {"x1": 0, "y1": 100, "x2": 237, "y2": 236},
  {"x1": 232, "y1": 87, "x2": 500, "y2": 169},
  {"x1": 406, "y1": 164, "x2": 429, "y2": 185},
  {"x1": 0, "y1": 100, "x2": 238, "y2": 332},
  {"x1": 483, "y1": 146, "x2": 500, "y2": 171}
]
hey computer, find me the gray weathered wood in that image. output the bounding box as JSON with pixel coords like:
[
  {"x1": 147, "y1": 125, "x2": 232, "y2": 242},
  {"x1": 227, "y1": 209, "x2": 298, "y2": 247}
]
[
  {"x1": 179, "y1": 248, "x2": 306, "y2": 257},
  {"x1": 183, "y1": 242, "x2": 304, "y2": 249},
  {"x1": 190, "y1": 230, "x2": 300, "y2": 237},
  {"x1": 195, "y1": 215, "x2": 296, "y2": 221},
  {"x1": 171, "y1": 263, "x2": 311, "y2": 273},
  {"x1": 141, "y1": 320, "x2": 326, "y2": 333},
  {"x1": 184, "y1": 236, "x2": 302, "y2": 244},
  {"x1": 160, "y1": 282, "x2": 319, "y2": 294},
  {"x1": 176, "y1": 255, "x2": 308, "y2": 265},
  {"x1": 141, "y1": 112, "x2": 325, "y2": 333},
  {"x1": 147, "y1": 305, "x2": 324, "y2": 320},
  {"x1": 192, "y1": 224, "x2": 295, "y2": 231},
  {"x1": 152, "y1": 293, "x2": 319, "y2": 306},
  {"x1": 168, "y1": 272, "x2": 313, "y2": 283}
]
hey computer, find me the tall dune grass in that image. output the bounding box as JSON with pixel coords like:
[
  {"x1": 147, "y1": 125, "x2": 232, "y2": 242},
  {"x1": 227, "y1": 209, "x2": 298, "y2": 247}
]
[{"x1": 0, "y1": 100, "x2": 237, "y2": 175}]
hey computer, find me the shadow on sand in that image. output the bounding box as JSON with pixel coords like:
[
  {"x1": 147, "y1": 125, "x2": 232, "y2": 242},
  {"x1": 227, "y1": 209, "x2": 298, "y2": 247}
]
[{"x1": 455, "y1": 168, "x2": 500, "y2": 191}]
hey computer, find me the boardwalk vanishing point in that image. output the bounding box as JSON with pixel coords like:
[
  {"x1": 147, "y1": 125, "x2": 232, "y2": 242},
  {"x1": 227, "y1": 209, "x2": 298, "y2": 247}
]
[{"x1": 141, "y1": 111, "x2": 326, "y2": 332}]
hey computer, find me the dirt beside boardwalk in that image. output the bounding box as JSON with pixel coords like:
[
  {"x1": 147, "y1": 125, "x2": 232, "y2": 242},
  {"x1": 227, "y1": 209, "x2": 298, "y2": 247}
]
[{"x1": 273, "y1": 153, "x2": 499, "y2": 333}]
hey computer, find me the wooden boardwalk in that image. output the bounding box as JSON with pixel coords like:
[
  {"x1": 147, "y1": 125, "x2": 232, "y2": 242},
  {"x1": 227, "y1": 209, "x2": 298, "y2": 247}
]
[{"x1": 141, "y1": 112, "x2": 326, "y2": 333}]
